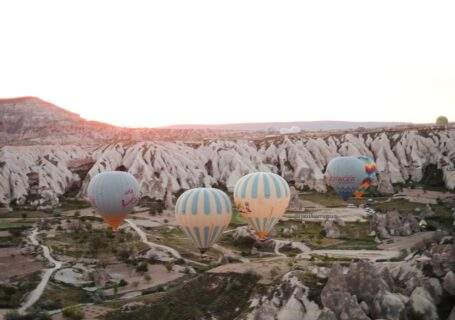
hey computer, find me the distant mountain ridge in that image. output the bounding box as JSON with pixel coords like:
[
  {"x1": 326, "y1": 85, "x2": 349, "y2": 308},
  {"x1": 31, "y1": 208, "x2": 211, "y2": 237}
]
[
  {"x1": 163, "y1": 120, "x2": 410, "y2": 131},
  {"x1": 0, "y1": 96, "x2": 412, "y2": 145}
]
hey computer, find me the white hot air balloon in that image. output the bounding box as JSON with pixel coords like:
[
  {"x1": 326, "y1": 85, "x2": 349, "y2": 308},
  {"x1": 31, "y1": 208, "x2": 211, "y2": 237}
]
[
  {"x1": 234, "y1": 172, "x2": 290, "y2": 240},
  {"x1": 175, "y1": 187, "x2": 232, "y2": 254},
  {"x1": 325, "y1": 156, "x2": 367, "y2": 201},
  {"x1": 87, "y1": 171, "x2": 140, "y2": 230}
]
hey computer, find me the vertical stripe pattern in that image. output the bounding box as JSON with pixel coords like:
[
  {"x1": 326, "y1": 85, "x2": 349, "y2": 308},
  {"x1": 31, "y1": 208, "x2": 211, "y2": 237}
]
[
  {"x1": 233, "y1": 172, "x2": 290, "y2": 239},
  {"x1": 175, "y1": 187, "x2": 232, "y2": 252}
]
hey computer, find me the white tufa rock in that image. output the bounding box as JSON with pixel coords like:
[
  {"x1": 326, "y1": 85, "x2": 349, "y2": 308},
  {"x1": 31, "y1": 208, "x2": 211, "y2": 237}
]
[
  {"x1": 1, "y1": 129, "x2": 454, "y2": 208},
  {"x1": 246, "y1": 271, "x2": 321, "y2": 320}
]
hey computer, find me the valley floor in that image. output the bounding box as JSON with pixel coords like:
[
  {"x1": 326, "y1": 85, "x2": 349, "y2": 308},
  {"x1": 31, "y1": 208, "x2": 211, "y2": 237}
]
[{"x1": 0, "y1": 187, "x2": 454, "y2": 320}]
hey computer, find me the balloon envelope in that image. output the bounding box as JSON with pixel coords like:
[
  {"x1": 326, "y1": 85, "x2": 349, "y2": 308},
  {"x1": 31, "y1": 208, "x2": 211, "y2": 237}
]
[
  {"x1": 355, "y1": 156, "x2": 378, "y2": 198},
  {"x1": 325, "y1": 156, "x2": 367, "y2": 201},
  {"x1": 175, "y1": 187, "x2": 232, "y2": 253},
  {"x1": 87, "y1": 171, "x2": 140, "y2": 229},
  {"x1": 358, "y1": 156, "x2": 377, "y2": 179},
  {"x1": 234, "y1": 172, "x2": 290, "y2": 240}
]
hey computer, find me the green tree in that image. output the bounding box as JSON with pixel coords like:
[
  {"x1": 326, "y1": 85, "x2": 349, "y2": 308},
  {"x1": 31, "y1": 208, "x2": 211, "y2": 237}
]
[{"x1": 436, "y1": 115, "x2": 448, "y2": 127}]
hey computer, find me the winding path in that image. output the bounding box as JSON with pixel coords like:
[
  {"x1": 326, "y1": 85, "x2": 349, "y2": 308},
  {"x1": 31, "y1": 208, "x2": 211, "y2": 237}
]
[
  {"x1": 125, "y1": 219, "x2": 208, "y2": 267},
  {"x1": 298, "y1": 249, "x2": 400, "y2": 261},
  {"x1": 212, "y1": 244, "x2": 249, "y2": 263},
  {"x1": 18, "y1": 229, "x2": 63, "y2": 313}
]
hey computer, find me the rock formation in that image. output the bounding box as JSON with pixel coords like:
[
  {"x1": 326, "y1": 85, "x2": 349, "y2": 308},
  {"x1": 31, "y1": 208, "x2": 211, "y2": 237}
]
[
  {"x1": 246, "y1": 270, "x2": 322, "y2": 320},
  {"x1": 371, "y1": 210, "x2": 420, "y2": 239},
  {"x1": 1, "y1": 128, "x2": 454, "y2": 209}
]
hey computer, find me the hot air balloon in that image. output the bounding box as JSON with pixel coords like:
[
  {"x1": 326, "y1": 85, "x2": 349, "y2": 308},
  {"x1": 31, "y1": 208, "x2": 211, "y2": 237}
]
[
  {"x1": 87, "y1": 171, "x2": 140, "y2": 230},
  {"x1": 354, "y1": 156, "x2": 378, "y2": 199},
  {"x1": 175, "y1": 187, "x2": 232, "y2": 254},
  {"x1": 233, "y1": 172, "x2": 290, "y2": 240},
  {"x1": 325, "y1": 156, "x2": 367, "y2": 201},
  {"x1": 358, "y1": 156, "x2": 377, "y2": 180}
]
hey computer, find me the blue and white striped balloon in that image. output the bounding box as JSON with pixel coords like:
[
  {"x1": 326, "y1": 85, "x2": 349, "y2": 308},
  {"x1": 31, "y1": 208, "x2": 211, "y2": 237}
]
[
  {"x1": 234, "y1": 172, "x2": 290, "y2": 240},
  {"x1": 175, "y1": 187, "x2": 232, "y2": 253}
]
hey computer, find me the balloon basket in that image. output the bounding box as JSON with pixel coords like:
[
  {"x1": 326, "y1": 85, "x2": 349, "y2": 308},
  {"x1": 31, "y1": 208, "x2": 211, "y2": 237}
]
[
  {"x1": 199, "y1": 248, "x2": 209, "y2": 259},
  {"x1": 255, "y1": 231, "x2": 269, "y2": 242}
]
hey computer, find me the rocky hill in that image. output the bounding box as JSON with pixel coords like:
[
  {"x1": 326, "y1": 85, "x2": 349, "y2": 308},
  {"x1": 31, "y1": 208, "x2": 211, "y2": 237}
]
[
  {"x1": 1, "y1": 128, "x2": 454, "y2": 209},
  {"x1": 0, "y1": 97, "x2": 243, "y2": 145}
]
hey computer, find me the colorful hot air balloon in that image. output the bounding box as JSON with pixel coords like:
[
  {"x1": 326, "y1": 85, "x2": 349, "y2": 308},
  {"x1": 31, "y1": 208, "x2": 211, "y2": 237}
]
[
  {"x1": 354, "y1": 156, "x2": 378, "y2": 198},
  {"x1": 87, "y1": 171, "x2": 140, "y2": 230},
  {"x1": 358, "y1": 156, "x2": 377, "y2": 179},
  {"x1": 325, "y1": 156, "x2": 367, "y2": 201},
  {"x1": 175, "y1": 188, "x2": 232, "y2": 254},
  {"x1": 233, "y1": 172, "x2": 290, "y2": 241}
]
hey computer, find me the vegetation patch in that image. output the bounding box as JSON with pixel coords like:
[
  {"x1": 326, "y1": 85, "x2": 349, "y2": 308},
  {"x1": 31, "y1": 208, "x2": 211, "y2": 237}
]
[
  {"x1": 420, "y1": 164, "x2": 445, "y2": 189},
  {"x1": 299, "y1": 191, "x2": 347, "y2": 207},
  {"x1": 0, "y1": 230, "x2": 25, "y2": 247},
  {"x1": 47, "y1": 227, "x2": 145, "y2": 259},
  {"x1": 370, "y1": 198, "x2": 424, "y2": 214},
  {"x1": 275, "y1": 220, "x2": 339, "y2": 249},
  {"x1": 105, "y1": 272, "x2": 261, "y2": 320},
  {"x1": 229, "y1": 210, "x2": 247, "y2": 226},
  {"x1": 59, "y1": 198, "x2": 91, "y2": 211},
  {"x1": 37, "y1": 283, "x2": 92, "y2": 310},
  {"x1": 300, "y1": 271, "x2": 327, "y2": 307},
  {"x1": 0, "y1": 220, "x2": 33, "y2": 231},
  {"x1": 324, "y1": 238, "x2": 377, "y2": 250},
  {"x1": 151, "y1": 227, "x2": 220, "y2": 262},
  {"x1": 0, "y1": 271, "x2": 42, "y2": 308},
  {"x1": 0, "y1": 210, "x2": 49, "y2": 219}
]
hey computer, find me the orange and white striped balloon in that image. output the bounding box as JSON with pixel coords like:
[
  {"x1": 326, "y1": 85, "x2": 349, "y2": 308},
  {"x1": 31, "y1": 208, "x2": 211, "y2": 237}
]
[{"x1": 234, "y1": 172, "x2": 290, "y2": 240}]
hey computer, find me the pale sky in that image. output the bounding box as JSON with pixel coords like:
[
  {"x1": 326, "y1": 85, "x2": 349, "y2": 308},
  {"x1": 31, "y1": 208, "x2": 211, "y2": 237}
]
[{"x1": 1, "y1": 1, "x2": 454, "y2": 127}]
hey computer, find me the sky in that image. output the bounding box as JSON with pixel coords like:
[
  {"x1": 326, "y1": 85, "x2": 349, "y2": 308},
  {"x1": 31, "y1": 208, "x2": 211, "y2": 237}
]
[{"x1": 1, "y1": 1, "x2": 454, "y2": 127}]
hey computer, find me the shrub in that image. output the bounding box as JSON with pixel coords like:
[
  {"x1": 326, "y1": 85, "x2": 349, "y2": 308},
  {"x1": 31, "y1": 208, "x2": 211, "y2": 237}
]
[
  {"x1": 270, "y1": 266, "x2": 281, "y2": 278},
  {"x1": 5, "y1": 311, "x2": 22, "y2": 320},
  {"x1": 6, "y1": 309, "x2": 51, "y2": 320},
  {"x1": 62, "y1": 306, "x2": 84, "y2": 320},
  {"x1": 10, "y1": 228, "x2": 23, "y2": 237},
  {"x1": 39, "y1": 299, "x2": 63, "y2": 310},
  {"x1": 119, "y1": 279, "x2": 128, "y2": 287},
  {"x1": 117, "y1": 248, "x2": 131, "y2": 261},
  {"x1": 164, "y1": 262, "x2": 173, "y2": 272},
  {"x1": 136, "y1": 262, "x2": 148, "y2": 273}
]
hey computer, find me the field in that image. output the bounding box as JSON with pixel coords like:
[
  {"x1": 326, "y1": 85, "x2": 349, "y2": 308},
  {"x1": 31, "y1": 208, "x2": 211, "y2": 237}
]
[{"x1": 0, "y1": 186, "x2": 452, "y2": 319}]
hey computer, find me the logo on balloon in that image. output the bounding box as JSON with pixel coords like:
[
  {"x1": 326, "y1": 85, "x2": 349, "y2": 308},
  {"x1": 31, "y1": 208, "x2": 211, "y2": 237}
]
[
  {"x1": 326, "y1": 176, "x2": 356, "y2": 183},
  {"x1": 121, "y1": 188, "x2": 137, "y2": 208},
  {"x1": 236, "y1": 202, "x2": 252, "y2": 215}
]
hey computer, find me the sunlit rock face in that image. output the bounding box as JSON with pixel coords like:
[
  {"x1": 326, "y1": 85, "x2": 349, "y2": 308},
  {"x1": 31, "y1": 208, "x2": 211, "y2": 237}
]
[
  {"x1": 0, "y1": 145, "x2": 91, "y2": 207},
  {"x1": 0, "y1": 129, "x2": 454, "y2": 208}
]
